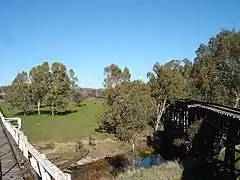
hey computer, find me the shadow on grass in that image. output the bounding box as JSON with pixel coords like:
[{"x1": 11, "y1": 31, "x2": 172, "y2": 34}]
[
  {"x1": 74, "y1": 104, "x2": 87, "y2": 107},
  {"x1": 15, "y1": 109, "x2": 78, "y2": 116}
]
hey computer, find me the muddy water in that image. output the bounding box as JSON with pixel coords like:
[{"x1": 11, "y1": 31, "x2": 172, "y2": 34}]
[
  {"x1": 69, "y1": 155, "x2": 127, "y2": 180},
  {"x1": 68, "y1": 150, "x2": 163, "y2": 180}
]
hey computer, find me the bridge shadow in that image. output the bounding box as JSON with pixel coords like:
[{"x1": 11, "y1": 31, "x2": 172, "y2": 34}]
[
  {"x1": 147, "y1": 121, "x2": 188, "y2": 161},
  {"x1": 180, "y1": 119, "x2": 228, "y2": 180},
  {"x1": 148, "y1": 120, "x2": 231, "y2": 180}
]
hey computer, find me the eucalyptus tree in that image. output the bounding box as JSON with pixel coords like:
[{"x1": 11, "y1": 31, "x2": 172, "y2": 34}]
[
  {"x1": 44, "y1": 62, "x2": 71, "y2": 115},
  {"x1": 29, "y1": 62, "x2": 50, "y2": 115},
  {"x1": 192, "y1": 29, "x2": 240, "y2": 107},
  {"x1": 8, "y1": 71, "x2": 33, "y2": 115},
  {"x1": 147, "y1": 60, "x2": 189, "y2": 131},
  {"x1": 99, "y1": 64, "x2": 156, "y2": 159}
]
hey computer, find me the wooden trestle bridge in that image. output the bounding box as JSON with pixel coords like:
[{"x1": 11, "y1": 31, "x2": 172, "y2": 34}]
[{"x1": 162, "y1": 100, "x2": 240, "y2": 180}]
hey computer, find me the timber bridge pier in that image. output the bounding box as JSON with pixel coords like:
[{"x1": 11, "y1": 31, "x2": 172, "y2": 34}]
[
  {"x1": 159, "y1": 100, "x2": 240, "y2": 180},
  {"x1": 1, "y1": 100, "x2": 240, "y2": 179}
]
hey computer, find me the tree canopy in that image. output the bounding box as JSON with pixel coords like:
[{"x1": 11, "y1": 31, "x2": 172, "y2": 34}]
[
  {"x1": 29, "y1": 62, "x2": 50, "y2": 114},
  {"x1": 7, "y1": 71, "x2": 32, "y2": 115},
  {"x1": 191, "y1": 29, "x2": 240, "y2": 107},
  {"x1": 146, "y1": 29, "x2": 240, "y2": 109},
  {"x1": 6, "y1": 62, "x2": 79, "y2": 115},
  {"x1": 99, "y1": 64, "x2": 156, "y2": 142}
]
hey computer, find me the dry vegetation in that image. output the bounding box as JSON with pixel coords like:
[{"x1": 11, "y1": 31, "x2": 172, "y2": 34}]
[
  {"x1": 34, "y1": 137, "x2": 129, "y2": 164},
  {"x1": 114, "y1": 161, "x2": 182, "y2": 180}
]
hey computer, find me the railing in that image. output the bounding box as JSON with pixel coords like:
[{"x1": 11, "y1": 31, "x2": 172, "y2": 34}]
[{"x1": 0, "y1": 111, "x2": 71, "y2": 180}]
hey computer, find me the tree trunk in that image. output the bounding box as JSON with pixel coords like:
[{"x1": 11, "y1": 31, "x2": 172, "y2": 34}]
[
  {"x1": 132, "y1": 142, "x2": 135, "y2": 153},
  {"x1": 51, "y1": 106, "x2": 54, "y2": 115},
  {"x1": 155, "y1": 98, "x2": 167, "y2": 131},
  {"x1": 233, "y1": 91, "x2": 240, "y2": 108},
  {"x1": 234, "y1": 97, "x2": 240, "y2": 108},
  {"x1": 131, "y1": 140, "x2": 135, "y2": 170},
  {"x1": 37, "y1": 99, "x2": 41, "y2": 115}
]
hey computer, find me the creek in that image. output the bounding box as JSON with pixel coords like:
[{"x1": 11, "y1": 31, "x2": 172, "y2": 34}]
[
  {"x1": 138, "y1": 154, "x2": 165, "y2": 168},
  {"x1": 69, "y1": 152, "x2": 165, "y2": 180}
]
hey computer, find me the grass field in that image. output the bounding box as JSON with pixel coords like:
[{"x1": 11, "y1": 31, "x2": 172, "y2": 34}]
[{"x1": 0, "y1": 100, "x2": 106, "y2": 142}]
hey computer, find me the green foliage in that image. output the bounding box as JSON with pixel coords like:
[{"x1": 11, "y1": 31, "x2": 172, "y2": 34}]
[
  {"x1": 88, "y1": 136, "x2": 96, "y2": 149},
  {"x1": 124, "y1": 149, "x2": 141, "y2": 170},
  {"x1": 147, "y1": 29, "x2": 240, "y2": 109},
  {"x1": 219, "y1": 150, "x2": 240, "y2": 168},
  {"x1": 103, "y1": 63, "x2": 131, "y2": 89},
  {"x1": 191, "y1": 29, "x2": 240, "y2": 107},
  {"x1": 44, "y1": 93, "x2": 69, "y2": 115},
  {"x1": 6, "y1": 61, "x2": 76, "y2": 115},
  {"x1": 7, "y1": 71, "x2": 33, "y2": 115},
  {"x1": 68, "y1": 68, "x2": 80, "y2": 102},
  {"x1": 68, "y1": 69, "x2": 79, "y2": 90},
  {"x1": 0, "y1": 85, "x2": 9, "y2": 101},
  {"x1": 187, "y1": 120, "x2": 202, "y2": 142},
  {"x1": 147, "y1": 59, "x2": 193, "y2": 130},
  {"x1": 0, "y1": 86, "x2": 9, "y2": 94},
  {"x1": 99, "y1": 64, "x2": 156, "y2": 142},
  {"x1": 29, "y1": 62, "x2": 51, "y2": 114},
  {"x1": 43, "y1": 62, "x2": 71, "y2": 115},
  {"x1": 75, "y1": 138, "x2": 84, "y2": 160},
  {"x1": 148, "y1": 59, "x2": 192, "y2": 104},
  {"x1": 73, "y1": 91, "x2": 83, "y2": 106}
]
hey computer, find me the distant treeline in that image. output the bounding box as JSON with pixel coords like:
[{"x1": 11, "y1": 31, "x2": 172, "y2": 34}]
[
  {"x1": 0, "y1": 62, "x2": 104, "y2": 116},
  {"x1": 80, "y1": 87, "x2": 105, "y2": 99},
  {"x1": 0, "y1": 86, "x2": 104, "y2": 100}
]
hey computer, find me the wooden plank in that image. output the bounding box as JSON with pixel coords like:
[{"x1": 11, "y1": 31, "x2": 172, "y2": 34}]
[{"x1": 0, "y1": 122, "x2": 24, "y2": 180}]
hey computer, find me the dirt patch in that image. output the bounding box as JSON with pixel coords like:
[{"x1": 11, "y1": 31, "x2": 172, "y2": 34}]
[
  {"x1": 34, "y1": 141, "x2": 56, "y2": 151},
  {"x1": 77, "y1": 138, "x2": 131, "y2": 166},
  {"x1": 33, "y1": 135, "x2": 151, "y2": 167},
  {"x1": 70, "y1": 158, "x2": 115, "y2": 180},
  {"x1": 34, "y1": 141, "x2": 75, "y2": 156},
  {"x1": 33, "y1": 135, "x2": 154, "y2": 180},
  {"x1": 33, "y1": 137, "x2": 132, "y2": 166}
]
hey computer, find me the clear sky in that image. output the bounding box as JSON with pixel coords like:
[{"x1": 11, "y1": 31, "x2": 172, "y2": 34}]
[{"x1": 0, "y1": 0, "x2": 239, "y2": 88}]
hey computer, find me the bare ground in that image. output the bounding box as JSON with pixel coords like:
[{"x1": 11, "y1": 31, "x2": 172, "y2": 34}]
[
  {"x1": 33, "y1": 133, "x2": 153, "y2": 180},
  {"x1": 33, "y1": 137, "x2": 132, "y2": 166}
]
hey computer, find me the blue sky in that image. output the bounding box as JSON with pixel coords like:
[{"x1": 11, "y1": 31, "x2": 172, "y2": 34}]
[{"x1": 0, "y1": 0, "x2": 239, "y2": 88}]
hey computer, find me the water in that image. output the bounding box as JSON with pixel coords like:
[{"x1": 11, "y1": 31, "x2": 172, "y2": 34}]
[
  {"x1": 69, "y1": 154, "x2": 165, "y2": 179},
  {"x1": 138, "y1": 154, "x2": 165, "y2": 168}
]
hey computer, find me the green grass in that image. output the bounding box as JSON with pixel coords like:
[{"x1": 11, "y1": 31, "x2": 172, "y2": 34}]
[
  {"x1": 219, "y1": 150, "x2": 240, "y2": 168},
  {"x1": 0, "y1": 100, "x2": 105, "y2": 142}
]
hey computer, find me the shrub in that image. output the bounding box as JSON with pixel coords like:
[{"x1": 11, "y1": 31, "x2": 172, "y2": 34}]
[{"x1": 187, "y1": 120, "x2": 202, "y2": 142}]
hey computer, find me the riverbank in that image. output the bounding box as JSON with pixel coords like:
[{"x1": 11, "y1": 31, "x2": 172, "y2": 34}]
[
  {"x1": 115, "y1": 161, "x2": 182, "y2": 180},
  {"x1": 68, "y1": 149, "x2": 163, "y2": 180}
]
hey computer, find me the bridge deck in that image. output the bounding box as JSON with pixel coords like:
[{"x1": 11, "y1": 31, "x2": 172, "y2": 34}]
[{"x1": 0, "y1": 122, "x2": 23, "y2": 180}]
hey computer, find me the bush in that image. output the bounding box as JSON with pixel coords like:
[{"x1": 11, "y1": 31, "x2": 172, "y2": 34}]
[
  {"x1": 187, "y1": 120, "x2": 202, "y2": 142},
  {"x1": 75, "y1": 138, "x2": 84, "y2": 160}
]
